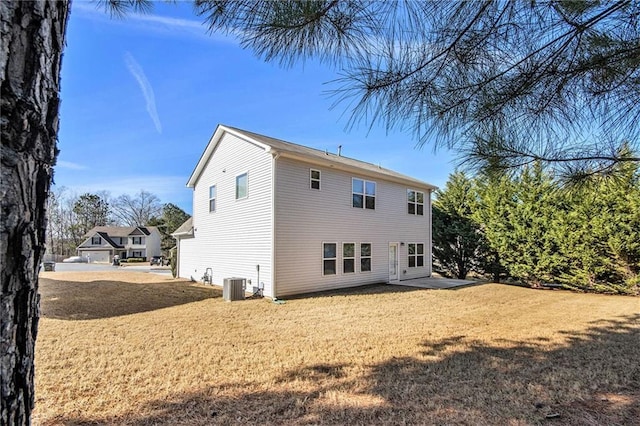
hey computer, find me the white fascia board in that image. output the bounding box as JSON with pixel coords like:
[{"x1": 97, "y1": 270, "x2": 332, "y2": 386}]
[
  {"x1": 186, "y1": 125, "x2": 273, "y2": 188},
  {"x1": 171, "y1": 231, "x2": 194, "y2": 238},
  {"x1": 76, "y1": 234, "x2": 97, "y2": 249}
]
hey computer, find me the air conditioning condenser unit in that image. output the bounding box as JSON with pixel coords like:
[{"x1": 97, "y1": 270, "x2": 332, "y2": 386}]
[{"x1": 223, "y1": 278, "x2": 246, "y2": 301}]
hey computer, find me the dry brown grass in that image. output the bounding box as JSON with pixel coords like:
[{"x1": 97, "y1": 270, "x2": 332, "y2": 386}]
[{"x1": 34, "y1": 271, "x2": 639, "y2": 425}]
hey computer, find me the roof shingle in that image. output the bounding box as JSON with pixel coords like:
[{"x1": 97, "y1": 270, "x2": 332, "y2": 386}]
[{"x1": 188, "y1": 125, "x2": 438, "y2": 190}]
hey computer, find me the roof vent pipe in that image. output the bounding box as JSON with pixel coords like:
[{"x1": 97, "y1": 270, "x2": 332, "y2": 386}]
[{"x1": 338, "y1": 145, "x2": 342, "y2": 156}]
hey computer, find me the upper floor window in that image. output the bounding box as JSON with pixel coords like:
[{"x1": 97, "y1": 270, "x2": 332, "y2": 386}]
[
  {"x1": 132, "y1": 236, "x2": 143, "y2": 245},
  {"x1": 310, "y1": 169, "x2": 321, "y2": 190},
  {"x1": 323, "y1": 243, "x2": 337, "y2": 275},
  {"x1": 236, "y1": 172, "x2": 248, "y2": 199},
  {"x1": 408, "y1": 243, "x2": 425, "y2": 267},
  {"x1": 91, "y1": 236, "x2": 101, "y2": 245},
  {"x1": 407, "y1": 190, "x2": 425, "y2": 215},
  {"x1": 209, "y1": 185, "x2": 217, "y2": 212},
  {"x1": 352, "y1": 178, "x2": 376, "y2": 209}
]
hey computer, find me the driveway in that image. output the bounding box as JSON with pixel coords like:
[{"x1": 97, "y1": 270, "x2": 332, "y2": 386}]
[{"x1": 49, "y1": 263, "x2": 172, "y2": 275}]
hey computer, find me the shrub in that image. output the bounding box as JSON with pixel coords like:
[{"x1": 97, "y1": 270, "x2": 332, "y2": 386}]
[{"x1": 169, "y1": 247, "x2": 177, "y2": 278}]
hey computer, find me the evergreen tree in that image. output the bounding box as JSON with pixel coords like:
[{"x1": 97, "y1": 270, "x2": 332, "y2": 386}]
[
  {"x1": 432, "y1": 172, "x2": 485, "y2": 279},
  {"x1": 147, "y1": 203, "x2": 191, "y2": 254},
  {"x1": 476, "y1": 164, "x2": 565, "y2": 286},
  {"x1": 72, "y1": 193, "x2": 110, "y2": 235},
  {"x1": 473, "y1": 173, "x2": 518, "y2": 282},
  {"x1": 162, "y1": 203, "x2": 191, "y2": 236},
  {"x1": 557, "y1": 158, "x2": 640, "y2": 293}
]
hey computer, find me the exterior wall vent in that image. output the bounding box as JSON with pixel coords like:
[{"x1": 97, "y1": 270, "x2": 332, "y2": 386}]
[{"x1": 223, "y1": 278, "x2": 246, "y2": 301}]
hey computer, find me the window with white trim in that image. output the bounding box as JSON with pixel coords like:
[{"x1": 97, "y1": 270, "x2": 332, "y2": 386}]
[
  {"x1": 323, "y1": 243, "x2": 337, "y2": 275},
  {"x1": 310, "y1": 169, "x2": 321, "y2": 190},
  {"x1": 132, "y1": 236, "x2": 143, "y2": 245},
  {"x1": 236, "y1": 172, "x2": 248, "y2": 199},
  {"x1": 408, "y1": 243, "x2": 425, "y2": 267},
  {"x1": 360, "y1": 243, "x2": 372, "y2": 272},
  {"x1": 132, "y1": 251, "x2": 143, "y2": 258},
  {"x1": 91, "y1": 236, "x2": 101, "y2": 245},
  {"x1": 407, "y1": 190, "x2": 425, "y2": 215},
  {"x1": 343, "y1": 243, "x2": 355, "y2": 274},
  {"x1": 209, "y1": 185, "x2": 217, "y2": 212},
  {"x1": 353, "y1": 178, "x2": 376, "y2": 209}
]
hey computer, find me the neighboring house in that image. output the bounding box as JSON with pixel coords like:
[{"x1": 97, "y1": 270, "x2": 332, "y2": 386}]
[
  {"x1": 77, "y1": 226, "x2": 161, "y2": 263},
  {"x1": 173, "y1": 124, "x2": 437, "y2": 298}
]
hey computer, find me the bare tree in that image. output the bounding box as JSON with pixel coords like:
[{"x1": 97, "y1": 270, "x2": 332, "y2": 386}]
[
  {"x1": 111, "y1": 190, "x2": 163, "y2": 226},
  {"x1": 45, "y1": 187, "x2": 72, "y2": 259}
]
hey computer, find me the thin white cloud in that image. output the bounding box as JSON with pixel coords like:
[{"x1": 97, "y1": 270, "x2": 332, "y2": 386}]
[
  {"x1": 124, "y1": 52, "x2": 162, "y2": 133},
  {"x1": 125, "y1": 11, "x2": 207, "y2": 33},
  {"x1": 62, "y1": 175, "x2": 188, "y2": 199},
  {"x1": 72, "y1": 2, "x2": 235, "y2": 44},
  {"x1": 56, "y1": 160, "x2": 87, "y2": 170}
]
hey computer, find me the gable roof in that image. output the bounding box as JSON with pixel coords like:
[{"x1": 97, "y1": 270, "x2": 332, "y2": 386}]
[
  {"x1": 78, "y1": 231, "x2": 124, "y2": 249},
  {"x1": 97, "y1": 232, "x2": 123, "y2": 248},
  {"x1": 82, "y1": 226, "x2": 158, "y2": 239},
  {"x1": 187, "y1": 125, "x2": 438, "y2": 190},
  {"x1": 130, "y1": 227, "x2": 151, "y2": 236},
  {"x1": 171, "y1": 217, "x2": 193, "y2": 238}
]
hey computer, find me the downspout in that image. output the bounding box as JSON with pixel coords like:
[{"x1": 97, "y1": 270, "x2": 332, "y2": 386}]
[
  {"x1": 176, "y1": 236, "x2": 181, "y2": 277},
  {"x1": 270, "y1": 151, "x2": 280, "y2": 298},
  {"x1": 428, "y1": 189, "x2": 433, "y2": 277}
]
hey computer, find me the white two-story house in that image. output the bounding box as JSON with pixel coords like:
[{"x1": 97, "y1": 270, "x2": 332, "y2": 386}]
[
  {"x1": 77, "y1": 226, "x2": 161, "y2": 263},
  {"x1": 173, "y1": 125, "x2": 436, "y2": 298}
]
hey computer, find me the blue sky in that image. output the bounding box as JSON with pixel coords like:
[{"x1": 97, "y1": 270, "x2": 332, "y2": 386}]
[{"x1": 56, "y1": 1, "x2": 457, "y2": 215}]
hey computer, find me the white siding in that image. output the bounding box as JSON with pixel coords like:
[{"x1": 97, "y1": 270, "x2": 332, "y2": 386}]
[
  {"x1": 178, "y1": 133, "x2": 273, "y2": 296},
  {"x1": 274, "y1": 157, "x2": 431, "y2": 297},
  {"x1": 145, "y1": 231, "x2": 162, "y2": 257}
]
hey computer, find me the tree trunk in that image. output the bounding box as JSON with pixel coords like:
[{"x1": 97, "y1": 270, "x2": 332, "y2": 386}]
[{"x1": 1, "y1": 1, "x2": 69, "y2": 424}]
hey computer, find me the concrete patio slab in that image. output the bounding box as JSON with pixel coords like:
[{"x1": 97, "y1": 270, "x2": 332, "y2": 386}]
[{"x1": 393, "y1": 276, "x2": 477, "y2": 289}]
